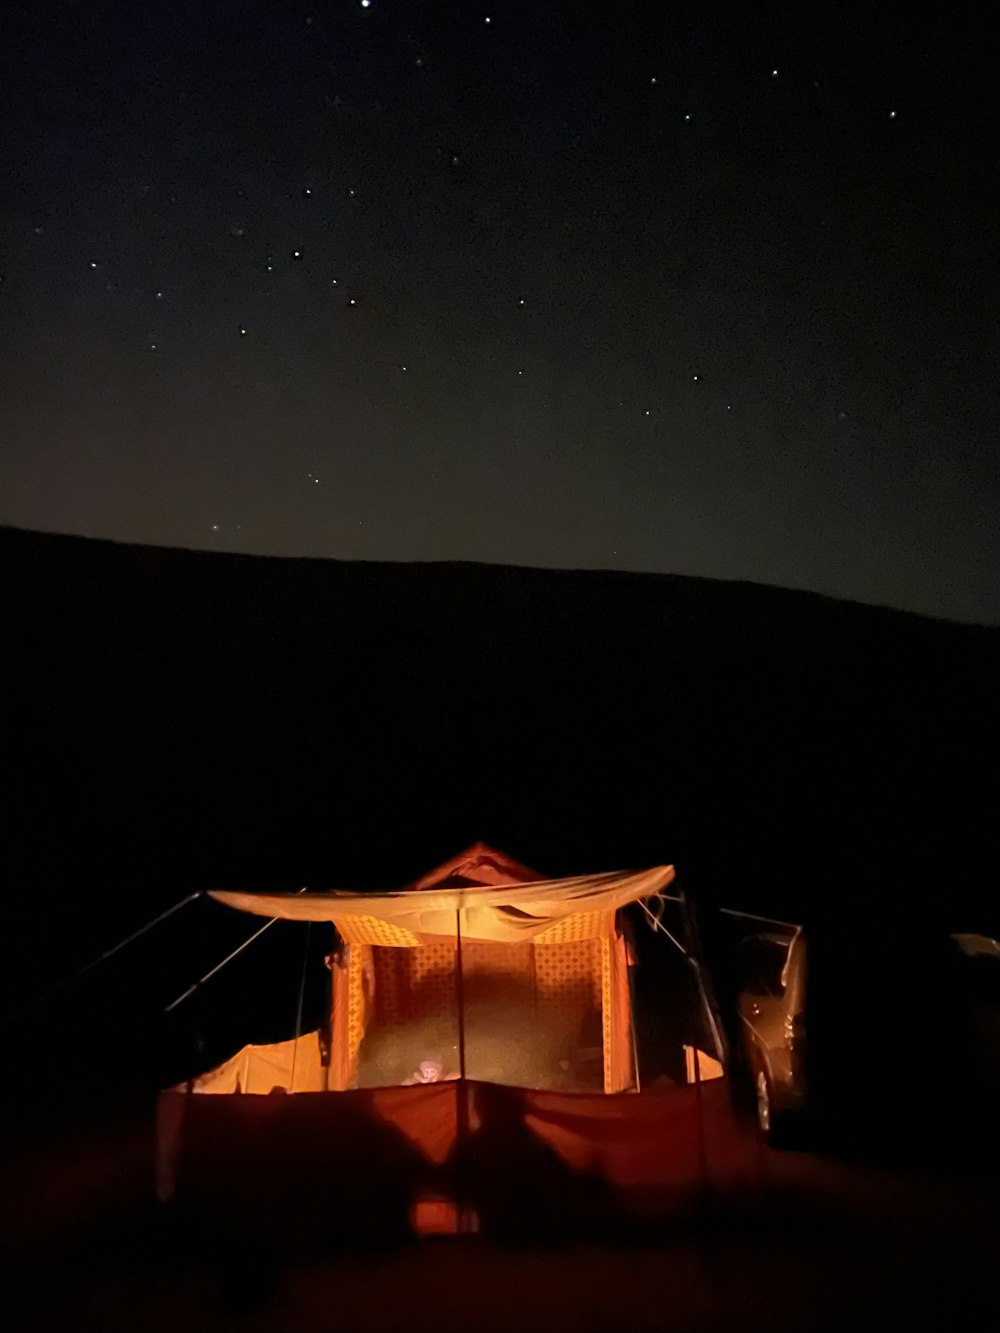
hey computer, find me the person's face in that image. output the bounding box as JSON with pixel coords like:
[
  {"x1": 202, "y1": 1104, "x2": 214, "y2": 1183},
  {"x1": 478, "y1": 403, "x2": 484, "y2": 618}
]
[{"x1": 418, "y1": 1061, "x2": 442, "y2": 1083}]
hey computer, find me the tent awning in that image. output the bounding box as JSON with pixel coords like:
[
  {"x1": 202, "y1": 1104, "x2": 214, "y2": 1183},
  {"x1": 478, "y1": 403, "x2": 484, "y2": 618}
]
[{"x1": 210, "y1": 865, "x2": 676, "y2": 944}]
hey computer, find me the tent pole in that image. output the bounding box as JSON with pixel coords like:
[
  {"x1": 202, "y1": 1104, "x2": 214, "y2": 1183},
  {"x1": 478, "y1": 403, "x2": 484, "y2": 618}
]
[
  {"x1": 165, "y1": 887, "x2": 309, "y2": 1013},
  {"x1": 455, "y1": 907, "x2": 467, "y2": 1081},
  {"x1": 679, "y1": 890, "x2": 728, "y2": 1068},
  {"x1": 454, "y1": 905, "x2": 471, "y2": 1234},
  {"x1": 623, "y1": 915, "x2": 642, "y2": 1092},
  {"x1": 719, "y1": 907, "x2": 803, "y2": 931},
  {"x1": 3, "y1": 891, "x2": 203, "y2": 1029},
  {"x1": 289, "y1": 922, "x2": 311, "y2": 1093}
]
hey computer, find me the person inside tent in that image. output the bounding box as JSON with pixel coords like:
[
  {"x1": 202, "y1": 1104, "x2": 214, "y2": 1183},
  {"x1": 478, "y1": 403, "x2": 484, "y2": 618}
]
[{"x1": 403, "y1": 1058, "x2": 457, "y2": 1085}]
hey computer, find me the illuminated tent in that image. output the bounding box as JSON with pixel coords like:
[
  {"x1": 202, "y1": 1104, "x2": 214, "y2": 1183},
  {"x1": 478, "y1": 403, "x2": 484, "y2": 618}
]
[
  {"x1": 159, "y1": 846, "x2": 736, "y2": 1237},
  {"x1": 188, "y1": 844, "x2": 680, "y2": 1096}
]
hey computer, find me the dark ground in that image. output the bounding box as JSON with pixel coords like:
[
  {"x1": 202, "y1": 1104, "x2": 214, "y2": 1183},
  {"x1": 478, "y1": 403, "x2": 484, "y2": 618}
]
[{"x1": 4, "y1": 1094, "x2": 998, "y2": 1333}]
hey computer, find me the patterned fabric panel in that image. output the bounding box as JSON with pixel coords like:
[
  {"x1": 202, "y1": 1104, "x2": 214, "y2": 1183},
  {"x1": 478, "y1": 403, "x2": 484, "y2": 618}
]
[
  {"x1": 335, "y1": 915, "x2": 423, "y2": 947},
  {"x1": 531, "y1": 910, "x2": 615, "y2": 943},
  {"x1": 353, "y1": 937, "x2": 612, "y2": 1091},
  {"x1": 371, "y1": 942, "x2": 457, "y2": 1027},
  {"x1": 533, "y1": 938, "x2": 603, "y2": 1012}
]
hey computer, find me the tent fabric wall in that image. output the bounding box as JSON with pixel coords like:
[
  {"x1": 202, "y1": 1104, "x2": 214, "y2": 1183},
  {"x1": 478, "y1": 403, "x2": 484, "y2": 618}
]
[
  {"x1": 189, "y1": 927, "x2": 638, "y2": 1097},
  {"x1": 338, "y1": 923, "x2": 633, "y2": 1092},
  {"x1": 178, "y1": 1030, "x2": 328, "y2": 1095},
  {"x1": 603, "y1": 930, "x2": 635, "y2": 1092},
  {"x1": 330, "y1": 948, "x2": 354, "y2": 1091},
  {"x1": 156, "y1": 1078, "x2": 758, "y2": 1236},
  {"x1": 685, "y1": 1046, "x2": 725, "y2": 1083}
]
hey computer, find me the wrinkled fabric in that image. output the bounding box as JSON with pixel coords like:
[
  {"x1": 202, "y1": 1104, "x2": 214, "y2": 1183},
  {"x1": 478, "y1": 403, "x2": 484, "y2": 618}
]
[{"x1": 211, "y1": 865, "x2": 676, "y2": 943}]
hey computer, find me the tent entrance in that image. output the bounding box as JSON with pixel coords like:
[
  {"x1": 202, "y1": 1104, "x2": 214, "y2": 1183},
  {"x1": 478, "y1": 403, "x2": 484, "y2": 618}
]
[{"x1": 355, "y1": 939, "x2": 607, "y2": 1092}]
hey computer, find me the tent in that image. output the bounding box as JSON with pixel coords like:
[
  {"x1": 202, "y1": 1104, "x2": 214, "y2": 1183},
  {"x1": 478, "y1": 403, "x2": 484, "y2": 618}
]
[
  {"x1": 189, "y1": 843, "x2": 679, "y2": 1096},
  {"x1": 159, "y1": 846, "x2": 730, "y2": 1236}
]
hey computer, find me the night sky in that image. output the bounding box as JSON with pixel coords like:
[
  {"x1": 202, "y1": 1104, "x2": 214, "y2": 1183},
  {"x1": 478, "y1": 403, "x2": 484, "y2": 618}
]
[{"x1": 1, "y1": 2, "x2": 997, "y2": 623}]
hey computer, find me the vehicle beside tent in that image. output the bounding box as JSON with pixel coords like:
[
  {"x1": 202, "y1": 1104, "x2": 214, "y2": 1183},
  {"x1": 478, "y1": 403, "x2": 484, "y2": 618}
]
[{"x1": 719, "y1": 910, "x2": 1000, "y2": 1155}]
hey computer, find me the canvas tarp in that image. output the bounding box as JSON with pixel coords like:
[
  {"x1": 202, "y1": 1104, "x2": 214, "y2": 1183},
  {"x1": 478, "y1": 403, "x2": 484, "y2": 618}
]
[
  {"x1": 210, "y1": 865, "x2": 676, "y2": 943},
  {"x1": 183, "y1": 1030, "x2": 328, "y2": 1095}
]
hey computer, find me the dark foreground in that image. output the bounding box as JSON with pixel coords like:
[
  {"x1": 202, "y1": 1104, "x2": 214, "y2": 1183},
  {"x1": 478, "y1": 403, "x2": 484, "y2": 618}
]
[{"x1": 5, "y1": 1107, "x2": 998, "y2": 1333}]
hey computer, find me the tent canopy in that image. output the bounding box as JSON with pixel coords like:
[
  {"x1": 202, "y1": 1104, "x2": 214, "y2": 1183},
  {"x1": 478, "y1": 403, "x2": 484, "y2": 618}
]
[{"x1": 210, "y1": 844, "x2": 676, "y2": 945}]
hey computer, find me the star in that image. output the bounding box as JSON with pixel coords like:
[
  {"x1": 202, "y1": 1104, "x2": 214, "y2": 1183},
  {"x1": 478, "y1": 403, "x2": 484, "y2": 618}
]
[
  {"x1": 684, "y1": 113, "x2": 692, "y2": 122},
  {"x1": 361, "y1": 1, "x2": 371, "y2": 8},
  {"x1": 770, "y1": 68, "x2": 779, "y2": 78},
  {"x1": 889, "y1": 110, "x2": 897, "y2": 119},
  {"x1": 239, "y1": 326, "x2": 247, "y2": 336},
  {"x1": 155, "y1": 290, "x2": 164, "y2": 299},
  {"x1": 349, "y1": 298, "x2": 357, "y2": 306},
  {"x1": 292, "y1": 249, "x2": 302, "y2": 259}
]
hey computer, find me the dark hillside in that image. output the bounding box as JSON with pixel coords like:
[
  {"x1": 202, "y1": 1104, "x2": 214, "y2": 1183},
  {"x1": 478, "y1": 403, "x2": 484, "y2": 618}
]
[{"x1": 2, "y1": 526, "x2": 996, "y2": 1106}]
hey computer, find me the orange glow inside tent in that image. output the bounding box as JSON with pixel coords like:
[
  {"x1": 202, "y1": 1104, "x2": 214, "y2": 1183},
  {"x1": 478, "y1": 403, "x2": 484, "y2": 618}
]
[{"x1": 186, "y1": 844, "x2": 705, "y2": 1096}]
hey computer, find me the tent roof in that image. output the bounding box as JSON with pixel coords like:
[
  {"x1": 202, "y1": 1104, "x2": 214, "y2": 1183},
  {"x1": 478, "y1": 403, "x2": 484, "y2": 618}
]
[
  {"x1": 210, "y1": 847, "x2": 676, "y2": 944},
  {"x1": 406, "y1": 842, "x2": 541, "y2": 891}
]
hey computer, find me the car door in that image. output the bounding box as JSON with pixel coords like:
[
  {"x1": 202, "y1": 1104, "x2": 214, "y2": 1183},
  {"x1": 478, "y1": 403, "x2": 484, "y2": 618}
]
[{"x1": 736, "y1": 933, "x2": 796, "y2": 1090}]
